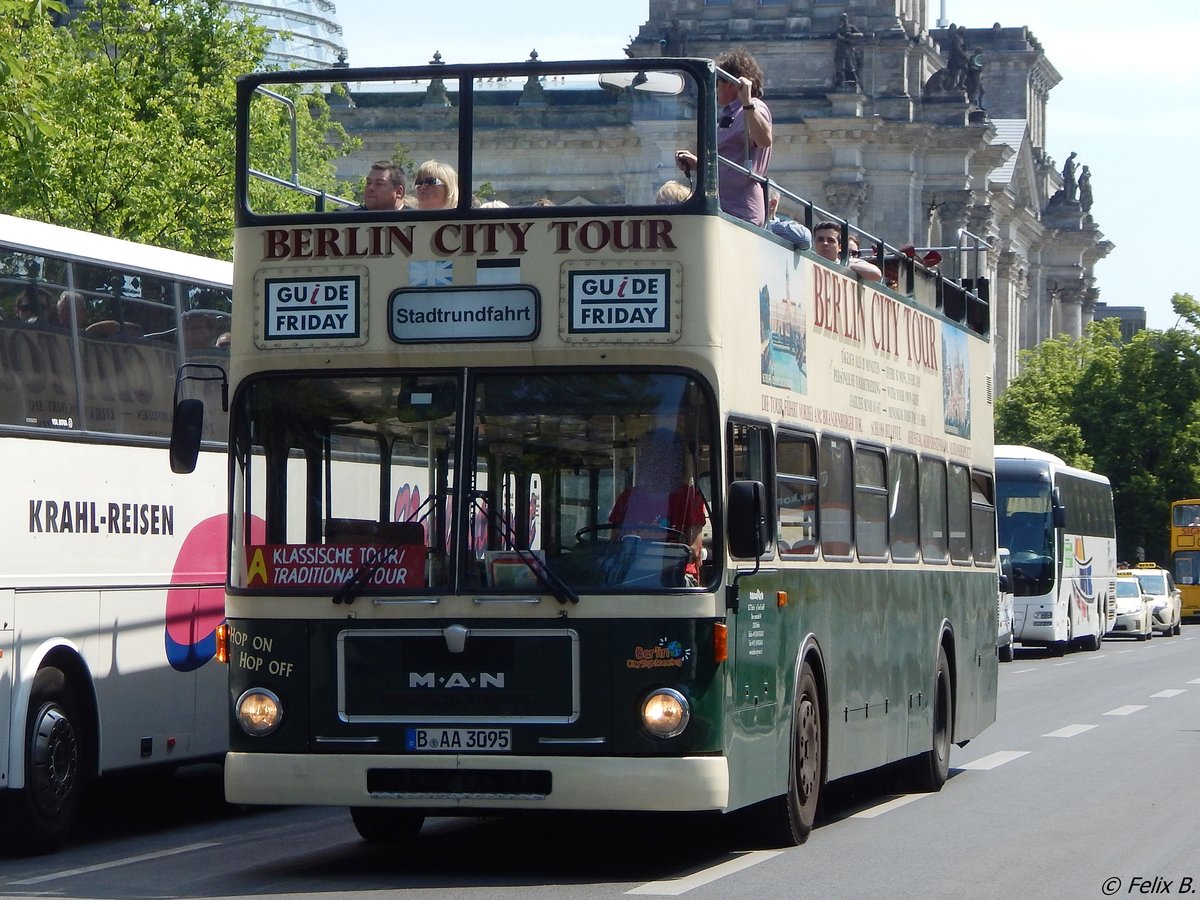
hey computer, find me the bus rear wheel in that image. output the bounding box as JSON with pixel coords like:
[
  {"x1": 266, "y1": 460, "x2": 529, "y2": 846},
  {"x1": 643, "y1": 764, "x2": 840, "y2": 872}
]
[
  {"x1": 754, "y1": 662, "x2": 822, "y2": 846},
  {"x1": 0, "y1": 667, "x2": 84, "y2": 855},
  {"x1": 906, "y1": 646, "x2": 953, "y2": 792},
  {"x1": 350, "y1": 807, "x2": 425, "y2": 843}
]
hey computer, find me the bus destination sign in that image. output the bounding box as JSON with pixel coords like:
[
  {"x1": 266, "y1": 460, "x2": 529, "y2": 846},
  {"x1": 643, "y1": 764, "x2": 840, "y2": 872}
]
[{"x1": 389, "y1": 286, "x2": 540, "y2": 343}]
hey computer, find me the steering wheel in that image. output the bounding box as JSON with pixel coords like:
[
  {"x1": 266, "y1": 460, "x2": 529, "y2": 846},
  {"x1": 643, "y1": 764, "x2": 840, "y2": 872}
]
[{"x1": 576, "y1": 522, "x2": 687, "y2": 544}]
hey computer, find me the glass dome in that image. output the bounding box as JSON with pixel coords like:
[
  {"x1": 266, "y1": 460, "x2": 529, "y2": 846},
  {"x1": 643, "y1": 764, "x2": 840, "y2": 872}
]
[{"x1": 225, "y1": 0, "x2": 348, "y2": 69}]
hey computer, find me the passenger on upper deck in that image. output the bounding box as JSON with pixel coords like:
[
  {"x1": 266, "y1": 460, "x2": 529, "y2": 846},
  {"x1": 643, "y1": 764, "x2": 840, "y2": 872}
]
[
  {"x1": 814, "y1": 222, "x2": 882, "y2": 282},
  {"x1": 413, "y1": 159, "x2": 459, "y2": 210},
  {"x1": 358, "y1": 160, "x2": 407, "y2": 212},
  {"x1": 845, "y1": 233, "x2": 883, "y2": 282},
  {"x1": 655, "y1": 180, "x2": 692, "y2": 205},
  {"x1": 674, "y1": 48, "x2": 773, "y2": 227},
  {"x1": 609, "y1": 428, "x2": 707, "y2": 585},
  {"x1": 767, "y1": 190, "x2": 812, "y2": 250}
]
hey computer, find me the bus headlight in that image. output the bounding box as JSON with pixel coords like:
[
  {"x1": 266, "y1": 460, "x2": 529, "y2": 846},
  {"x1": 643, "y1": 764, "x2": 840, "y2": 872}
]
[
  {"x1": 641, "y1": 688, "x2": 690, "y2": 738},
  {"x1": 236, "y1": 688, "x2": 282, "y2": 737}
]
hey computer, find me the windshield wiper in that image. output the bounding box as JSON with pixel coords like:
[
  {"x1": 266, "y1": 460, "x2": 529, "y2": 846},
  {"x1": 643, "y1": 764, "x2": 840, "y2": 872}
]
[
  {"x1": 331, "y1": 531, "x2": 421, "y2": 605},
  {"x1": 332, "y1": 556, "x2": 383, "y2": 605},
  {"x1": 471, "y1": 492, "x2": 578, "y2": 604}
]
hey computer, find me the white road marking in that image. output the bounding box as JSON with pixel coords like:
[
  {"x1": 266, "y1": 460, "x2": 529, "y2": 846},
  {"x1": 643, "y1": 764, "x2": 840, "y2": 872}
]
[
  {"x1": 1186, "y1": 677, "x2": 1200, "y2": 685},
  {"x1": 851, "y1": 793, "x2": 927, "y2": 818},
  {"x1": 1052, "y1": 661, "x2": 1076, "y2": 667},
  {"x1": 10, "y1": 842, "x2": 221, "y2": 885},
  {"x1": 1010, "y1": 667, "x2": 1037, "y2": 674},
  {"x1": 626, "y1": 850, "x2": 783, "y2": 895},
  {"x1": 1151, "y1": 689, "x2": 1186, "y2": 698},
  {"x1": 955, "y1": 750, "x2": 1030, "y2": 770},
  {"x1": 1105, "y1": 705, "x2": 1147, "y2": 716},
  {"x1": 1043, "y1": 724, "x2": 1098, "y2": 738}
]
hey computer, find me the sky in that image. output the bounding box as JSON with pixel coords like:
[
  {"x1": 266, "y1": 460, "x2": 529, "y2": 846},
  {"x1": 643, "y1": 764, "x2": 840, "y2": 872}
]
[{"x1": 334, "y1": 1, "x2": 1199, "y2": 330}]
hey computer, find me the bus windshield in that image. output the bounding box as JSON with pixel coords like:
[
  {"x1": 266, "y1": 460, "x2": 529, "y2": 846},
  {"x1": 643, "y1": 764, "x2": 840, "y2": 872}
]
[
  {"x1": 996, "y1": 476, "x2": 1054, "y2": 597},
  {"x1": 232, "y1": 370, "x2": 715, "y2": 595}
]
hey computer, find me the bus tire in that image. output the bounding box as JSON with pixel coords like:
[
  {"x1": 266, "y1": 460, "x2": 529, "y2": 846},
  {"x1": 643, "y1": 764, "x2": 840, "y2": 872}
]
[
  {"x1": 1084, "y1": 630, "x2": 1102, "y2": 652},
  {"x1": 0, "y1": 667, "x2": 83, "y2": 854},
  {"x1": 907, "y1": 646, "x2": 953, "y2": 793},
  {"x1": 350, "y1": 807, "x2": 425, "y2": 843},
  {"x1": 754, "y1": 661, "x2": 823, "y2": 846}
]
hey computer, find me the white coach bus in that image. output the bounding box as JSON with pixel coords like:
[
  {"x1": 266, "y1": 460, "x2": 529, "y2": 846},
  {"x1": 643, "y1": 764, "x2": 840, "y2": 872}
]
[
  {"x1": 0, "y1": 214, "x2": 232, "y2": 852},
  {"x1": 995, "y1": 445, "x2": 1117, "y2": 654}
]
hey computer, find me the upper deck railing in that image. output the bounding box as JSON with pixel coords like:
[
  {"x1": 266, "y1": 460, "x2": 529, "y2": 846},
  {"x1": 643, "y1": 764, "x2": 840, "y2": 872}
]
[{"x1": 236, "y1": 58, "x2": 990, "y2": 337}]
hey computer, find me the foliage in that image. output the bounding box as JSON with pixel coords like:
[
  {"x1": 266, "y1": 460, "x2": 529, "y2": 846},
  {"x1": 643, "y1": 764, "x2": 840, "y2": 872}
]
[
  {"x1": 0, "y1": 0, "x2": 357, "y2": 257},
  {"x1": 0, "y1": 0, "x2": 67, "y2": 141},
  {"x1": 996, "y1": 294, "x2": 1200, "y2": 564}
]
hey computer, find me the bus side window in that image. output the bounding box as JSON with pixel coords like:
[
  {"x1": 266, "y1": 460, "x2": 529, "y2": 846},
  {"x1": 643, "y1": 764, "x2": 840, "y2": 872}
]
[{"x1": 728, "y1": 420, "x2": 775, "y2": 559}]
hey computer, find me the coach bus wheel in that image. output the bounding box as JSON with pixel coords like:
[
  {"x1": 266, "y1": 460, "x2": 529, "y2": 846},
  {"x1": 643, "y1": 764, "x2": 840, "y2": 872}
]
[
  {"x1": 755, "y1": 661, "x2": 823, "y2": 846},
  {"x1": 1, "y1": 667, "x2": 84, "y2": 854},
  {"x1": 350, "y1": 807, "x2": 425, "y2": 843},
  {"x1": 907, "y1": 646, "x2": 953, "y2": 792}
]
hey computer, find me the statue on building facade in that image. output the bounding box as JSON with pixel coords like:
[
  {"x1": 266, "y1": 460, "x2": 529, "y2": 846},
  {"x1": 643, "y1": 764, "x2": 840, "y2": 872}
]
[
  {"x1": 834, "y1": 13, "x2": 865, "y2": 90},
  {"x1": 1078, "y1": 165, "x2": 1093, "y2": 215},
  {"x1": 945, "y1": 24, "x2": 969, "y2": 90},
  {"x1": 964, "y1": 48, "x2": 985, "y2": 107},
  {"x1": 1061, "y1": 151, "x2": 1078, "y2": 201}
]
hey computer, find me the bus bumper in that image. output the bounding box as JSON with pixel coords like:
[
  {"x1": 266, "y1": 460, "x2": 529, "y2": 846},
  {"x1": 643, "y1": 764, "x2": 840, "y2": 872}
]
[{"x1": 225, "y1": 752, "x2": 730, "y2": 811}]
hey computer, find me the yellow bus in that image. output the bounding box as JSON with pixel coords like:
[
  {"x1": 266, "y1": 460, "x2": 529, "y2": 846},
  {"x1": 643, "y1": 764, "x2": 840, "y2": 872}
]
[
  {"x1": 173, "y1": 57, "x2": 998, "y2": 846},
  {"x1": 1170, "y1": 500, "x2": 1200, "y2": 620}
]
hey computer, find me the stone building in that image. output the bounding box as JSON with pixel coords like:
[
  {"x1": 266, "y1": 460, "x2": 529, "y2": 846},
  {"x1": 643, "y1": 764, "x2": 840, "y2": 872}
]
[{"x1": 623, "y1": 0, "x2": 1111, "y2": 392}]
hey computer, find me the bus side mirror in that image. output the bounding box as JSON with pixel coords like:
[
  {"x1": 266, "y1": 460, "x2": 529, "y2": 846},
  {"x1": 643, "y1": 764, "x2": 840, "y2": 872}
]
[
  {"x1": 727, "y1": 480, "x2": 770, "y2": 559},
  {"x1": 170, "y1": 398, "x2": 205, "y2": 474},
  {"x1": 1052, "y1": 504, "x2": 1066, "y2": 528}
]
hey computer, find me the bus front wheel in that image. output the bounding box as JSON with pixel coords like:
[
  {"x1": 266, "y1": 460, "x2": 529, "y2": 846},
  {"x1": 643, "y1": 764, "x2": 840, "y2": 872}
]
[
  {"x1": 350, "y1": 807, "x2": 425, "y2": 843},
  {"x1": 1, "y1": 667, "x2": 84, "y2": 854},
  {"x1": 754, "y1": 661, "x2": 823, "y2": 846}
]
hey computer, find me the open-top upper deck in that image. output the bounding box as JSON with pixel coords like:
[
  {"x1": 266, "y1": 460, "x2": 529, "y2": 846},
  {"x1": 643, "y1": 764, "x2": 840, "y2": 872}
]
[{"x1": 236, "y1": 58, "x2": 989, "y2": 344}]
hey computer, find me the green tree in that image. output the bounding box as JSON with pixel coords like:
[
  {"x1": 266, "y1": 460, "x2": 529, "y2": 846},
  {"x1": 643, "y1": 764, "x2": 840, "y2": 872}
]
[
  {"x1": 0, "y1": 0, "x2": 67, "y2": 141},
  {"x1": 996, "y1": 295, "x2": 1200, "y2": 564},
  {"x1": 0, "y1": 0, "x2": 357, "y2": 257}
]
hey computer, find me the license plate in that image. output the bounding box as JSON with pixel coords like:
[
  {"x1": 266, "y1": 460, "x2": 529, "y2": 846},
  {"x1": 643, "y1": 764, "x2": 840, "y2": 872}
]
[{"x1": 406, "y1": 727, "x2": 512, "y2": 752}]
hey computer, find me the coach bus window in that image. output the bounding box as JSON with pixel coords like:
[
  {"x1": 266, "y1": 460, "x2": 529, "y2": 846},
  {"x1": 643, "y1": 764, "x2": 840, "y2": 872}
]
[
  {"x1": 1175, "y1": 504, "x2": 1200, "y2": 527},
  {"x1": 777, "y1": 430, "x2": 818, "y2": 558},
  {"x1": 889, "y1": 449, "x2": 919, "y2": 562},
  {"x1": 819, "y1": 435, "x2": 853, "y2": 560},
  {"x1": 919, "y1": 457, "x2": 948, "y2": 563},
  {"x1": 948, "y1": 462, "x2": 971, "y2": 564},
  {"x1": 854, "y1": 446, "x2": 888, "y2": 561}
]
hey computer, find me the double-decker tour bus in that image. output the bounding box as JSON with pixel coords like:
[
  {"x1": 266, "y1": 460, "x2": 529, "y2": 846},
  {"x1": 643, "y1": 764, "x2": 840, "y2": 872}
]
[
  {"x1": 1169, "y1": 499, "x2": 1200, "y2": 620},
  {"x1": 175, "y1": 58, "x2": 998, "y2": 846},
  {"x1": 995, "y1": 445, "x2": 1117, "y2": 654},
  {"x1": 0, "y1": 214, "x2": 231, "y2": 852}
]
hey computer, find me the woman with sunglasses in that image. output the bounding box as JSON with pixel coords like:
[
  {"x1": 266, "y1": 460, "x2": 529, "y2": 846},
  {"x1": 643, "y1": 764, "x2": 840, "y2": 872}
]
[{"x1": 412, "y1": 159, "x2": 459, "y2": 210}]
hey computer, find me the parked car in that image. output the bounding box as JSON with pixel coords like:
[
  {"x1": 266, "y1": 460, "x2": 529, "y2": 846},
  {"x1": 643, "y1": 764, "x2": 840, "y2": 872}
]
[
  {"x1": 1131, "y1": 563, "x2": 1182, "y2": 636},
  {"x1": 998, "y1": 548, "x2": 1015, "y2": 662},
  {"x1": 1109, "y1": 573, "x2": 1152, "y2": 641}
]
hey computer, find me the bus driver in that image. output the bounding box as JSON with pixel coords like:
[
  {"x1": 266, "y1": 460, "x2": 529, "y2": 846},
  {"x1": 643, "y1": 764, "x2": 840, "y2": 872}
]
[{"x1": 609, "y1": 428, "x2": 706, "y2": 584}]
